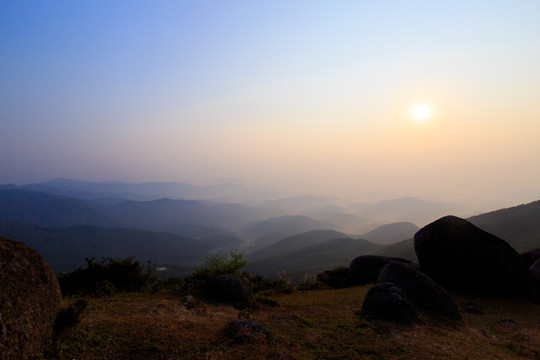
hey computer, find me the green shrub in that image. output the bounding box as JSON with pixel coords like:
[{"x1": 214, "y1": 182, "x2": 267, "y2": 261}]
[
  {"x1": 58, "y1": 257, "x2": 158, "y2": 297},
  {"x1": 190, "y1": 250, "x2": 247, "y2": 280}
]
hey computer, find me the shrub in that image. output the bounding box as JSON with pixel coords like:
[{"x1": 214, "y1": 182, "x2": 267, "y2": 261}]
[
  {"x1": 316, "y1": 266, "x2": 351, "y2": 289},
  {"x1": 58, "y1": 257, "x2": 157, "y2": 297},
  {"x1": 191, "y1": 250, "x2": 247, "y2": 280}
]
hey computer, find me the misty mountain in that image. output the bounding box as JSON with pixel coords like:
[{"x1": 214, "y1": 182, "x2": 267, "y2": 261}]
[
  {"x1": 18, "y1": 178, "x2": 268, "y2": 203},
  {"x1": 248, "y1": 230, "x2": 349, "y2": 261},
  {"x1": 0, "y1": 189, "x2": 114, "y2": 227},
  {"x1": 305, "y1": 205, "x2": 373, "y2": 234},
  {"x1": 199, "y1": 234, "x2": 244, "y2": 254},
  {"x1": 358, "y1": 197, "x2": 469, "y2": 225},
  {"x1": 258, "y1": 195, "x2": 341, "y2": 214},
  {"x1": 246, "y1": 237, "x2": 382, "y2": 278},
  {"x1": 375, "y1": 238, "x2": 417, "y2": 263},
  {"x1": 0, "y1": 188, "x2": 269, "y2": 236},
  {"x1": 103, "y1": 198, "x2": 268, "y2": 234},
  {"x1": 358, "y1": 222, "x2": 420, "y2": 245},
  {"x1": 240, "y1": 215, "x2": 336, "y2": 243},
  {"x1": 0, "y1": 220, "x2": 208, "y2": 273}
]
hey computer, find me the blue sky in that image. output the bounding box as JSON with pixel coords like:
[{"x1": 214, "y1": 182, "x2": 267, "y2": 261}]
[{"x1": 2, "y1": 1, "x2": 540, "y2": 203}]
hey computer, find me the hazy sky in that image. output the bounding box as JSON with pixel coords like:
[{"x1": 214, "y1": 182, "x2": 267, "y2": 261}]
[{"x1": 2, "y1": 1, "x2": 540, "y2": 203}]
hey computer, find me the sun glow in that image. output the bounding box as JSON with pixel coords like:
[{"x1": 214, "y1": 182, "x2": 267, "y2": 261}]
[{"x1": 411, "y1": 104, "x2": 432, "y2": 122}]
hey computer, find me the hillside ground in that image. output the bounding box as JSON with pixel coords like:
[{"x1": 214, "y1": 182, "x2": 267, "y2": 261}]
[{"x1": 51, "y1": 286, "x2": 540, "y2": 360}]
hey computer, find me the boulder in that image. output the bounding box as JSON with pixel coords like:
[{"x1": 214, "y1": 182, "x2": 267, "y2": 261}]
[
  {"x1": 349, "y1": 255, "x2": 411, "y2": 285},
  {"x1": 378, "y1": 261, "x2": 461, "y2": 321},
  {"x1": 414, "y1": 216, "x2": 535, "y2": 296},
  {"x1": 530, "y1": 259, "x2": 540, "y2": 284},
  {"x1": 0, "y1": 236, "x2": 62, "y2": 360},
  {"x1": 208, "y1": 274, "x2": 254, "y2": 308},
  {"x1": 520, "y1": 249, "x2": 540, "y2": 268},
  {"x1": 361, "y1": 282, "x2": 417, "y2": 322}
]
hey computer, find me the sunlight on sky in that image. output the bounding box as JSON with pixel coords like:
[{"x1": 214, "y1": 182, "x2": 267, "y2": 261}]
[{"x1": 1, "y1": 1, "x2": 540, "y2": 203}]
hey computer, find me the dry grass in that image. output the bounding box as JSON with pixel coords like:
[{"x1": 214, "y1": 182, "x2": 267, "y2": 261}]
[{"x1": 53, "y1": 287, "x2": 540, "y2": 360}]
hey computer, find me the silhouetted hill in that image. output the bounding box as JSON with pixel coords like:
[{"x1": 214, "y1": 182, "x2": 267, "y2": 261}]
[
  {"x1": 240, "y1": 215, "x2": 335, "y2": 242},
  {"x1": 468, "y1": 199, "x2": 540, "y2": 251},
  {"x1": 25, "y1": 178, "x2": 265, "y2": 202},
  {"x1": 0, "y1": 188, "x2": 268, "y2": 236},
  {"x1": 375, "y1": 238, "x2": 417, "y2": 262},
  {"x1": 0, "y1": 189, "x2": 113, "y2": 227},
  {"x1": 359, "y1": 222, "x2": 420, "y2": 245},
  {"x1": 359, "y1": 197, "x2": 468, "y2": 225},
  {"x1": 103, "y1": 198, "x2": 266, "y2": 233},
  {"x1": 199, "y1": 234, "x2": 244, "y2": 254},
  {"x1": 246, "y1": 237, "x2": 382, "y2": 278},
  {"x1": 248, "y1": 230, "x2": 349, "y2": 261},
  {"x1": 0, "y1": 220, "x2": 207, "y2": 273},
  {"x1": 258, "y1": 195, "x2": 340, "y2": 214}
]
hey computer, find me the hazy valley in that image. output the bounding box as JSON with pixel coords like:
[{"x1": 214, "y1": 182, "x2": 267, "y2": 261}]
[{"x1": 2, "y1": 179, "x2": 540, "y2": 279}]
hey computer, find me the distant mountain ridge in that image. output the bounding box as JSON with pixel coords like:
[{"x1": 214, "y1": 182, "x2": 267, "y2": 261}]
[
  {"x1": 358, "y1": 222, "x2": 420, "y2": 245},
  {"x1": 0, "y1": 220, "x2": 209, "y2": 273}
]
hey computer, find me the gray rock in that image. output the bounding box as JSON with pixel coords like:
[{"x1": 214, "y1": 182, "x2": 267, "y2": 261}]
[
  {"x1": 378, "y1": 261, "x2": 461, "y2": 321},
  {"x1": 349, "y1": 255, "x2": 411, "y2": 285},
  {"x1": 362, "y1": 282, "x2": 417, "y2": 322},
  {"x1": 414, "y1": 216, "x2": 536, "y2": 296},
  {"x1": 208, "y1": 274, "x2": 254, "y2": 308},
  {"x1": 0, "y1": 236, "x2": 62, "y2": 360}
]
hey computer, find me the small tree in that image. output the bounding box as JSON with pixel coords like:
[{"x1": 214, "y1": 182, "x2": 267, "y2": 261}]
[{"x1": 191, "y1": 250, "x2": 247, "y2": 280}]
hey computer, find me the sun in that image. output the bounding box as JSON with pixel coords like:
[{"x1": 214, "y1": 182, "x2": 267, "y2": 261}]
[{"x1": 411, "y1": 104, "x2": 431, "y2": 122}]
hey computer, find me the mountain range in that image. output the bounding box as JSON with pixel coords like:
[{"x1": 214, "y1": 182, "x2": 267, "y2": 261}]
[{"x1": 1, "y1": 179, "x2": 539, "y2": 278}]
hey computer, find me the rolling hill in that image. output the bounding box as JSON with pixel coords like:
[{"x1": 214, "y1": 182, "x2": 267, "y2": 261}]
[
  {"x1": 246, "y1": 237, "x2": 382, "y2": 278},
  {"x1": 468, "y1": 199, "x2": 540, "y2": 252},
  {"x1": 358, "y1": 222, "x2": 420, "y2": 245},
  {"x1": 247, "y1": 229, "x2": 349, "y2": 261},
  {"x1": 0, "y1": 220, "x2": 209, "y2": 273}
]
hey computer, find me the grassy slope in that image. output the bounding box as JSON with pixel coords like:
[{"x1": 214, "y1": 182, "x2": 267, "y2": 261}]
[{"x1": 54, "y1": 287, "x2": 540, "y2": 360}]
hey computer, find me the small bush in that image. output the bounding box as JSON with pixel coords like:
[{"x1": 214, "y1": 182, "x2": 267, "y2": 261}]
[
  {"x1": 191, "y1": 250, "x2": 247, "y2": 280},
  {"x1": 317, "y1": 266, "x2": 351, "y2": 289},
  {"x1": 246, "y1": 274, "x2": 295, "y2": 295},
  {"x1": 297, "y1": 274, "x2": 327, "y2": 291},
  {"x1": 58, "y1": 257, "x2": 158, "y2": 297}
]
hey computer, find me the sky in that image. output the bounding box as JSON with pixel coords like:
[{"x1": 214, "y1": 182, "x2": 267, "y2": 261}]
[{"x1": 1, "y1": 1, "x2": 540, "y2": 205}]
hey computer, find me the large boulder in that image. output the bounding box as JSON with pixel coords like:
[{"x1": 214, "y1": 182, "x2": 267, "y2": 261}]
[
  {"x1": 208, "y1": 274, "x2": 254, "y2": 308},
  {"x1": 361, "y1": 282, "x2": 417, "y2": 322},
  {"x1": 378, "y1": 261, "x2": 461, "y2": 321},
  {"x1": 0, "y1": 236, "x2": 62, "y2": 360},
  {"x1": 349, "y1": 255, "x2": 411, "y2": 285},
  {"x1": 520, "y1": 249, "x2": 540, "y2": 268},
  {"x1": 414, "y1": 216, "x2": 535, "y2": 296},
  {"x1": 531, "y1": 259, "x2": 540, "y2": 285}
]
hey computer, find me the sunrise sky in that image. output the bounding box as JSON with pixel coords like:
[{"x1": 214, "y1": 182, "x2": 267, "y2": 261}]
[{"x1": 2, "y1": 1, "x2": 540, "y2": 204}]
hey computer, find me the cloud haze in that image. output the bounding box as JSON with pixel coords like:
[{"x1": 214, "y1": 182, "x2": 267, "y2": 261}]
[{"x1": 2, "y1": 1, "x2": 540, "y2": 205}]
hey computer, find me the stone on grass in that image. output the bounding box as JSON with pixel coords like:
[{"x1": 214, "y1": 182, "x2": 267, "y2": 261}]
[
  {"x1": 208, "y1": 274, "x2": 254, "y2": 308},
  {"x1": 0, "y1": 236, "x2": 62, "y2": 360},
  {"x1": 414, "y1": 216, "x2": 535, "y2": 296},
  {"x1": 378, "y1": 261, "x2": 461, "y2": 321},
  {"x1": 362, "y1": 282, "x2": 417, "y2": 322},
  {"x1": 349, "y1": 255, "x2": 410, "y2": 285}
]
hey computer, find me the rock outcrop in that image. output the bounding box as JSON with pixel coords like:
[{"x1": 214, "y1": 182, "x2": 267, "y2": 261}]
[
  {"x1": 208, "y1": 274, "x2": 254, "y2": 308},
  {"x1": 414, "y1": 216, "x2": 535, "y2": 296},
  {"x1": 349, "y1": 255, "x2": 410, "y2": 285},
  {"x1": 378, "y1": 261, "x2": 461, "y2": 321},
  {"x1": 0, "y1": 236, "x2": 62, "y2": 360},
  {"x1": 520, "y1": 249, "x2": 540, "y2": 268},
  {"x1": 362, "y1": 282, "x2": 417, "y2": 322}
]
